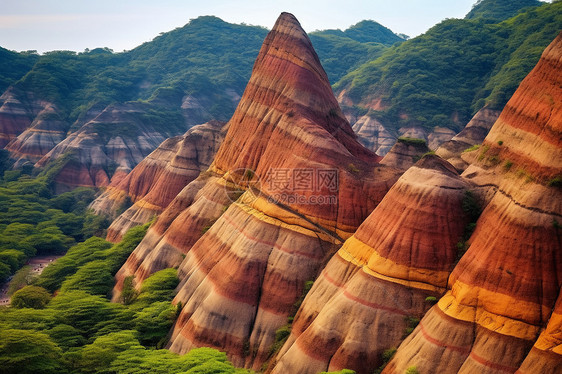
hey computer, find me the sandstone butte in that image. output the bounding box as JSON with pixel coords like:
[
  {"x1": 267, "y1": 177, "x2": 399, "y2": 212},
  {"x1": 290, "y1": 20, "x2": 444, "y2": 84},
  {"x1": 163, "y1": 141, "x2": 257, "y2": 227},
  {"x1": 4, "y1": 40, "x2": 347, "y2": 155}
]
[
  {"x1": 112, "y1": 12, "x2": 401, "y2": 370},
  {"x1": 90, "y1": 120, "x2": 226, "y2": 242},
  {"x1": 383, "y1": 32, "x2": 562, "y2": 374},
  {"x1": 35, "y1": 101, "x2": 186, "y2": 192},
  {"x1": 271, "y1": 155, "x2": 472, "y2": 374}
]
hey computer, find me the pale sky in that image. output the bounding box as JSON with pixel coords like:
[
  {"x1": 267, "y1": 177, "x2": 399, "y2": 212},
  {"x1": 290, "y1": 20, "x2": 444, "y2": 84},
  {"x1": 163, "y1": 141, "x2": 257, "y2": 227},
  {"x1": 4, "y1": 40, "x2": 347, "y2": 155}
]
[{"x1": 0, "y1": 0, "x2": 509, "y2": 53}]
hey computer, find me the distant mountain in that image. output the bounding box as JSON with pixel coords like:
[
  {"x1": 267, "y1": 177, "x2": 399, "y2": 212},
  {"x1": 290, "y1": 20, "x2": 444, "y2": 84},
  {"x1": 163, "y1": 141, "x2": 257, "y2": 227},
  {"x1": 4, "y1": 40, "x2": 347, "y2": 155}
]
[
  {"x1": 335, "y1": 0, "x2": 562, "y2": 154},
  {"x1": 0, "y1": 16, "x2": 404, "y2": 188},
  {"x1": 465, "y1": 0, "x2": 542, "y2": 22}
]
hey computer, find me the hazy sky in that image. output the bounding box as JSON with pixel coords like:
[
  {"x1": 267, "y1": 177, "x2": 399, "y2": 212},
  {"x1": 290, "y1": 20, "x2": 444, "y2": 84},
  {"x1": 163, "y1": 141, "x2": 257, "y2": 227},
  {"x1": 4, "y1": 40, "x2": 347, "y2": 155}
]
[{"x1": 0, "y1": 0, "x2": 492, "y2": 53}]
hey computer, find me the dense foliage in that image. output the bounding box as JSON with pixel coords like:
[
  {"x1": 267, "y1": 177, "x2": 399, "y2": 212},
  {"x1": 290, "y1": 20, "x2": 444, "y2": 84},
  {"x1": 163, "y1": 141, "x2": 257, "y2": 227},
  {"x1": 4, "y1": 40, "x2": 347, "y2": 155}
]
[
  {"x1": 310, "y1": 20, "x2": 405, "y2": 84},
  {"x1": 335, "y1": 1, "x2": 562, "y2": 132},
  {"x1": 0, "y1": 48, "x2": 38, "y2": 92},
  {"x1": 3, "y1": 16, "x2": 404, "y2": 128},
  {"x1": 465, "y1": 0, "x2": 542, "y2": 22},
  {"x1": 0, "y1": 167, "x2": 108, "y2": 284},
  {"x1": 0, "y1": 222, "x2": 250, "y2": 373}
]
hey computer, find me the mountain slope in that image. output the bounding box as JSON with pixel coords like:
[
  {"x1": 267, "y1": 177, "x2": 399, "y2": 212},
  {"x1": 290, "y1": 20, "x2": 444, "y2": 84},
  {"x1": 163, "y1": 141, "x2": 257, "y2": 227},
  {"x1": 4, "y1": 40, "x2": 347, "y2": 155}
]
[
  {"x1": 465, "y1": 0, "x2": 542, "y2": 22},
  {"x1": 384, "y1": 31, "x2": 562, "y2": 374},
  {"x1": 335, "y1": 1, "x2": 562, "y2": 154},
  {"x1": 113, "y1": 13, "x2": 399, "y2": 370},
  {"x1": 90, "y1": 120, "x2": 226, "y2": 242},
  {"x1": 272, "y1": 155, "x2": 472, "y2": 374}
]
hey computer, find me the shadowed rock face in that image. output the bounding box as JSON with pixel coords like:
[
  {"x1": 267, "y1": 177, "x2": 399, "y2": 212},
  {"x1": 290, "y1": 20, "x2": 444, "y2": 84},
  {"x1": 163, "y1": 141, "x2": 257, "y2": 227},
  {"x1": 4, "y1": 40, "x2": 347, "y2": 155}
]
[
  {"x1": 381, "y1": 139, "x2": 430, "y2": 171},
  {"x1": 5, "y1": 104, "x2": 69, "y2": 167},
  {"x1": 383, "y1": 32, "x2": 562, "y2": 374},
  {"x1": 0, "y1": 88, "x2": 55, "y2": 148},
  {"x1": 271, "y1": 156, "x2": 471, "y2": 374},
  {"x1": 113, "y1": 12, "x2": 399, "y2": 370},
  {"x1": 90, "y1": 120, "x2": 226, "y2": 242},
  {"x1": 436, "y1": 107, "x2": 501, "y2": 172},
  {"x1": 35, "y1": 102, "x2": 187, "y2": 192}
]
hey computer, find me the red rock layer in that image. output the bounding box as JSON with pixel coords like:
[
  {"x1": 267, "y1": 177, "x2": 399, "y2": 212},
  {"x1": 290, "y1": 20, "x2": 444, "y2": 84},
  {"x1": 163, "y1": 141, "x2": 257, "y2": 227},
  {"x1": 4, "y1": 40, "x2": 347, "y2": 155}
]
[
  {"x1": 114, "y1": 12, "x2": 399, "y2": 370},
  {"x1": 271, "y1": 156, "x2": 471, "y2": 374},
  {"x1": 516, "y1": 291, "x2": 562, "y2": 374},
  {"x1": 384, "y1": 32, "x2": 562, "y2": 374},
  {"x1": 94, "y1": 120, "x2": 226, "y2": 242},
  {"x1": 472, "y1": 32, "x2": 562, "y2": 183},
  {"x1": 36, "y1": 102, "x2": 185, "y2": 191},
  {"x1": 5, "y1": 104, "x2": 68, "y2": 166},
  {"x1": 0, "y1": 88, "x2": 52, "y2": 148},
  {"x1": 436, "y1": 107, "x2": 501, "y2": 172}
]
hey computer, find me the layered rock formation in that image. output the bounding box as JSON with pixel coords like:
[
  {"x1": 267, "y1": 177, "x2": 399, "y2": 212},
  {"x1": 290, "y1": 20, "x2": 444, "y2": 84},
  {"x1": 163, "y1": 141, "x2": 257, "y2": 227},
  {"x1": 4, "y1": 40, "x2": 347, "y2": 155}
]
[
  {"x1": 0, "y1": 88, "x2": 53, "y2": 148},
  {"x1": 90, "y1": 120, "x2": 226, "y2": 242},
  {"x1": 36, "y1": 102, "x2": 187, "y2": 191},
  {"x1": 436, "y1": 107, "x2": 501, "y2": 172},
  {"x1": 114, "y1": 12, "x2": 399, "y2": 370},
  {"x1": 517, "y1": 291, "x2": 562, "y2": 374},
  {"x1": 5, "y1": 104, "x2": 69, "y2": 167},
  {"x1": 271, "y1": 155, "x2": 472, "y2": 374},
  {"x1": 383, "y1": 32, "x2": 562, "y2": 374},
  {"x1": 348, "y1": 114, "x2": 456, "y2": 157},
  {"x1": 380, "y1": 138, "x2": 430, "y2": 171},
  {"x1": 350, "y1": 115, "x2": 396, "y2": 155}
]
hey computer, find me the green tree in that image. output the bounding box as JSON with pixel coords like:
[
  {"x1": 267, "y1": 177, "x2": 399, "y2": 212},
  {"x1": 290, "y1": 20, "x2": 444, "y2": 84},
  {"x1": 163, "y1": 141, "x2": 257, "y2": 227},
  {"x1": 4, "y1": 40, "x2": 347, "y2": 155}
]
[
  {"x1": 11, "y1": 285, "x2": 52, "y2": 309},
  {"x1": 60, "y1": 260, "x2": 114, "y2": 296},
  {"x1": 0, "y1": 329, "x2": 63, "y2": 374}
]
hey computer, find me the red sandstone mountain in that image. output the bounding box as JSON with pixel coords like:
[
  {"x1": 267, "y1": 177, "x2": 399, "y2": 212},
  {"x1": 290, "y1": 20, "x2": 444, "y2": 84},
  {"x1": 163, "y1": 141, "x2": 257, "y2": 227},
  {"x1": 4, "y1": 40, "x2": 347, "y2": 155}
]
[
  {"x1": 35, "y1": 102, "x2": 187, "y2": 191},
  {"x1": 113, "y1": 12, "x2": 400, "y2": 370},
  {"x1": 90, "y1": 120, "x2": 226, "y2": 242},
  {"x1": 383, "y1": 32, "x2": 562, "y2": 374},
  {"x1": 271, "y1": 155, "x2": 472, "y2": 374}
]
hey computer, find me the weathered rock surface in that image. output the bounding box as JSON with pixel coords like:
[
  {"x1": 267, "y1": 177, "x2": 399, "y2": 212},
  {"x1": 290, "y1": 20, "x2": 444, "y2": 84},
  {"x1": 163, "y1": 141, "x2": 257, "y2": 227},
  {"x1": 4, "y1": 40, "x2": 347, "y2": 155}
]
[
  {"x1": 271, "y1": 155, "x2": 471, "y2": 374},
  {"x1": 517, "y1": 290, "x2": 562, "y2": 374},
  {"x1": 5, "y1": 104, "x2": 69, "y2": 167},
  {"x1": 351, "y1": 115, "x2": 396, "y2": 155},
  {"x1": 114, "y1": 12, "x2": 399, "y2": 370},
  {"x1": 0, "y1": 87, "x2": 53, "y2": 148},
  {"x1": 436, "y1": 107, "x2": 501, "y2": 172},
  {"x1": 91, "y1": 120, "x2": 226, "y2": 242},
  {"x1": 380, "y1": 138, "x2": 430, "y2": 171},
  {"x1": 36, "y1": 102, "x2": 187, "y2": 191},
  {"x1": 384, "y1": 32, "x2": 562, "y2": 374},
  {"x1": 349, "y1": 116, "x2": 456, "y2": 157}
]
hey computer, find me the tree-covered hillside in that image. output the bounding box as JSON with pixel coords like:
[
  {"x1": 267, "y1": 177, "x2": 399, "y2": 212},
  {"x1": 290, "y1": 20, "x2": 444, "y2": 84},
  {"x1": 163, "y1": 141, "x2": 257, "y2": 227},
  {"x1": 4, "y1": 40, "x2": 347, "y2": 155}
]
[
  {"x1": 465, "y1": 0, "x2": 542, "y2": 22},
  {"x1": 335, "y1": 0, "x2": 562, "y2": 132},
  {"x1": 3, "y1": 16, "x2": 404, "y2": 125},
  {"x1": 0, "y1": 48, "x2": 38, "y2": 93}
]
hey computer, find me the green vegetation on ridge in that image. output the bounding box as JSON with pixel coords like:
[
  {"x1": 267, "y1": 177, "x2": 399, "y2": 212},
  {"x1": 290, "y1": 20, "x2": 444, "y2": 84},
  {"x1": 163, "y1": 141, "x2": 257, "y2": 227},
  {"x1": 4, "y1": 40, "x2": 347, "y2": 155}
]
[
  {"x1": 465, "y1": 0, "x2": 542, "y2": 22},
  {"x1": 335, "y1": 0, "x2": 562, "y2": 132},
  {"x1": 0, "y1": 223, "x2": 251, "y2": 373},
  {"x1": 3, "y1": 16, "x2": 404, "y2": 127}
]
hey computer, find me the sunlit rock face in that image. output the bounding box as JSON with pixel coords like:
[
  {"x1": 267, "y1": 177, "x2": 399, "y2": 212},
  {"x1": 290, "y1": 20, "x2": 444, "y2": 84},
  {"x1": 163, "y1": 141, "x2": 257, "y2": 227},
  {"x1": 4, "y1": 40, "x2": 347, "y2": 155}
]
[
  {"x1": 383, "y1": 32, "x2": 562, "y2": 374},
  {"x1": 90, "y1": 120, "x2": 226, "y2": 242},
  {"x1": 114, "y1": 12, "x2": 400, "y2": 370},
  {"x1": 271, "y1": 155, "x2": 471, "y2": 374}
]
